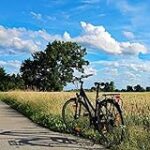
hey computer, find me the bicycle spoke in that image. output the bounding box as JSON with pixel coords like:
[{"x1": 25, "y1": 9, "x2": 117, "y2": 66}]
[{"x1": 62, "y1": 99, "x2": 91, "y2": 134}]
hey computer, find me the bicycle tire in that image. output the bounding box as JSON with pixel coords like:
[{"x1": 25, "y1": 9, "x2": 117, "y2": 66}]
[
  {"x1": 62, "y1": 98, "x2": 91, "y2": 134},
  {"x1": 97, "y1": 99, "x2": 124, "y2": 147}
]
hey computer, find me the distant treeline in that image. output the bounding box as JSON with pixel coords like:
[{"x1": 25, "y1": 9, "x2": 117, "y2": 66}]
[
  {"x1": 67, "y1": 82, "x2": 150, "y2": 92},
  {"x1": 0, "y1": 67, "x2": 150, "y2": 92}
]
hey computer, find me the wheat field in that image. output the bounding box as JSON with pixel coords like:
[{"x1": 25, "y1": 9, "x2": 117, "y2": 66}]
[{"x1": 0, "y1": 91, "x2": 150, "y2": 150}]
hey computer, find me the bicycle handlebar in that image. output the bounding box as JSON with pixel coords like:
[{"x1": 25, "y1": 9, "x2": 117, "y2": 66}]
[
  {"x1": 94, "y1": 82, "x2": 105, "y2": 87},
  {"x1": 81, "y1": 74, "x2": 93, "y2": 79},
  {"x1": 72, "y1": 74, "x2": 93, "y2": 82}
]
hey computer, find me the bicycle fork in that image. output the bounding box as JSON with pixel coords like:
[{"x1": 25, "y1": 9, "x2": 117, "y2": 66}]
[{"x1": 74, "y1": 97, "x2": 81, "y2": 119}]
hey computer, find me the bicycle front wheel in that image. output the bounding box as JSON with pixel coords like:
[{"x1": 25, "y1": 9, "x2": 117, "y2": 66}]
[
  {"x1": 98, "y1": 99, "x2": 124, "y2": 147},
  {"x1": 62, "y1": 98, "x2": 91, "y2": 134}
]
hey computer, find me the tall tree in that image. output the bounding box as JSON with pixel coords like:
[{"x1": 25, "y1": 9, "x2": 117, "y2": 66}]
[
  {"x1": 20, "y1": 59, "x2": 36, "y2": 90},
  {"x1": 20, "y1": 41, "x2": 89, "y2": 91}
]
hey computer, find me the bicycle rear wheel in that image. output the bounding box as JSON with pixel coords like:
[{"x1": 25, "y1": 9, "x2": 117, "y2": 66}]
[
  {"x1": 98, "y1": 99, "x2": 124, "y2": 147},
  {"x1": 62, "y1": 98, "x2": 91, "y2": 134}
]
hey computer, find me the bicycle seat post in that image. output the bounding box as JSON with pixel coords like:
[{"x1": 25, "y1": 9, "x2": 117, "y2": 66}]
[
  {"x1": 80, "y1": 81, "x2": 83, "y2": 89},
  {"x1": 95, "y1": 82, "x2": 100, "y2": 99}
]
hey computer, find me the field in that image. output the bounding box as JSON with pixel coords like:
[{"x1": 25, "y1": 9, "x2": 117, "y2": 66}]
[{"x1": 0, "y1": 92, "x2": 150, "y2": 150}]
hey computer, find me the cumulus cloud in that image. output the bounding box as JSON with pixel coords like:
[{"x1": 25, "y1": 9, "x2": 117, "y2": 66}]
[
  {"x1": 75, "y1": 22, "x2": 147, "y2": 55},
  {"x1": 75, "y1": 22, "x2": 121, "y2": 54},
  {"x1": 0, "y1": 26, "x2": 39, "y2": 54},
  {"x1": 0, "y1": 26, "x2": 65, "y2": 55}
]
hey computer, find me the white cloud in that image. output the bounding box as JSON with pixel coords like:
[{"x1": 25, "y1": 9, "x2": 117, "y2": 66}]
[
  {"x1": 123, "y1": 31, "x2": 135, "y2": 39},
  {"x1": 120, "y1": 42, "x2": 147, "y2": 55},
  {"x1": 76, "y1": 22, "x2": 121, "y2": 54},
  {"x1": 75, "y1": 22, "x2": 147, "y2": 55},
  {"x1": 0, "y1": 26, "x2": 65, "y2": 55},
  {"x1": 0, "y1": 26, "x2": 40, "y2": 54},
  {"x1": 63, "y1": 32, "x2": 71, "y2": 41},
  {"x1": 81, "y1": 0, "x2": 101, "y2": 4},
  {"x1": 92, "y1": 58, "x2": 150, "y2": 73},
  {"x1": 0, "y1": 60, "x2": 21, "y2": 69},
  {"x1": 129, "y1": 63, "x2": 150, "y2": 73},
  {"x1": 83, "y1": 66, "x2": 97, "y2": 75},
  {"x1": 104, "y1": 68, "x2": 118, "y2": 76},
  {"x1": 30, "y1": 11, "x2": 42, "y2": 20}
]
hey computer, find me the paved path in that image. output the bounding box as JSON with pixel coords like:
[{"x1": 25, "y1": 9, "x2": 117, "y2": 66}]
[{"x1": 0, "y1": 101, "x2": 105, "y2": 150}]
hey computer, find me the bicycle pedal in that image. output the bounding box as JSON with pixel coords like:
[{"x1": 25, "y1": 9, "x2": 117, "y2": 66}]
[
  {"x1": 74, "y1": 127, "x2": 81, "y2": 132},
  {"x1": 72, "y1": 104, "x2": 76, "y2": 107}
]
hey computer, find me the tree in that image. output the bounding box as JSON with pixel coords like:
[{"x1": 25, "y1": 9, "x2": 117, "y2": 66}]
[
  {"x1": 20, "y1": 41, "x2": 89, "y2": 91},
  {"x1": 9, "y1": 74, "x2": 25, "y2": 90},
  {"x1": 146, "y1": 87, "x2": 150, "y2": 92},
  {"x1": 115, "y1": 89, "x2": 120, "y2": 92},
  {"x1": 109, "y1": 81, "x2": 115, "y2": 92},
  {"x1": 103, "y1": 81, "x2": 115, "y2": 92},
  {"x1": 20, "y1": 59, "x2": 35, "y2": 90},
  {"x1": 134, "y1": 84, "x2": 145, "y2": 92},
  {"x1": 0, "y1": 66, "x2": 25, "y2": 91},
  {"x1": 0, "y1": 67, "x2": 7, "y2": 91},
  {"x1": 0, "y1": 67, "x2": 6, "y2": 77},
  {"x1": 121, "y1": 89, "x2": 126, "y2": 92},
  {"x1": 126, "y1": 85, "x2": 134, "y2": 92},
  {"x1": 90, "y1": 86, "x2": 96, "y2": 92}
]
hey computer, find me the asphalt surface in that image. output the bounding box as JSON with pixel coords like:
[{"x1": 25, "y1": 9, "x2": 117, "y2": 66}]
[{"x1": 0, "y1": 101, "x2": 106, "y2": 150}]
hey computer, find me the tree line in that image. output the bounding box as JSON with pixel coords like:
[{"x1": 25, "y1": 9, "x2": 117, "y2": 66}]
[
  {"x1": 0, "y1": 67, "x2": 24, "y2": 91},
  {"x1": 118, "y1": 85, "x2": 150, "y2": 92},
  {"x1": 69, "y1": 81, "x2": 150, "y2": 92},
  {"x1": 0, "y1": 41, "x2": 149, "y2": 92}
]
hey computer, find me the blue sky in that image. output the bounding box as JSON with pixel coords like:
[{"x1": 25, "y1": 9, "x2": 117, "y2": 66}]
[{"x1": 0, "y1": 0, "x2": 150, "y2": 89}]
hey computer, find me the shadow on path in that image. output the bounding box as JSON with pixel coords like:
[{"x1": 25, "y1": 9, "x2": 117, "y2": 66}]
[{"x1": 0, "y1": 130, "x2": 104, "y2": 150}]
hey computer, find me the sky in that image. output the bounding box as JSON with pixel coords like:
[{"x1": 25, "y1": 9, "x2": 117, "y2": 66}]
[{"x1": 0, "y1": 0, "x2": 150, "y2": 89}]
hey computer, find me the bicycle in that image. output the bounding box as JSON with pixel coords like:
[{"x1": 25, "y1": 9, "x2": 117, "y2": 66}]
[{"x1": 62, "y1": 74, "x2": 124, "y2": 147}]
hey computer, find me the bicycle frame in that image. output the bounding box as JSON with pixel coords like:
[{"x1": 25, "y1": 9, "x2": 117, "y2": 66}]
[{"x1": 75, "y1": 81, "x2": 100, "y2": 124}]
